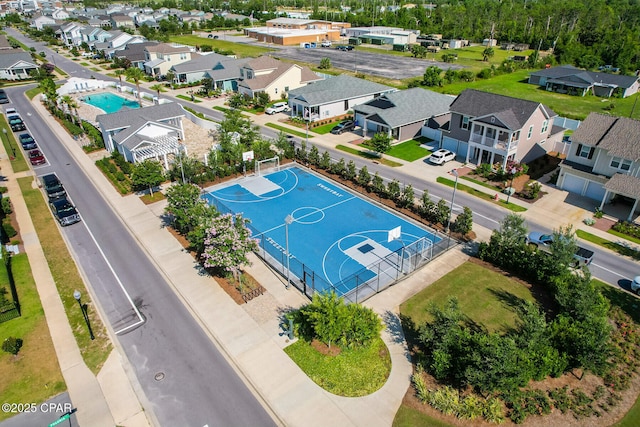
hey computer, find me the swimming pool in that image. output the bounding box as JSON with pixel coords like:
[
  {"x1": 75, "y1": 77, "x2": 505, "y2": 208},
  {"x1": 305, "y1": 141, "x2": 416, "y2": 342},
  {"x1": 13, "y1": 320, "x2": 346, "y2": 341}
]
[{"x1": 81, "y1": 92, "x2": 140, "y2": 114}]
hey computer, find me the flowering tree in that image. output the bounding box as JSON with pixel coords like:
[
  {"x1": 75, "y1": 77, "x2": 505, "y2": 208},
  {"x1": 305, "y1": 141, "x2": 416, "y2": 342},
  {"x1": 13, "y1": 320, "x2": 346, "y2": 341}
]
[{"x1": 201, "y1": 213, "x2": 258, "y2": 277}]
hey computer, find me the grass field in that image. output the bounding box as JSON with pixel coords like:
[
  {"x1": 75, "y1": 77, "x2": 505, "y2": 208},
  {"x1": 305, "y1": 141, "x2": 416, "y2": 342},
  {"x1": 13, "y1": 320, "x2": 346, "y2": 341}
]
[
  {"x1": 576, "y1": 229, "x2": 640, "y2": 261},
  {"x1": 400, "y1": 261, "x2": 535, "y2": 333},
  {"x1": 19, "y1": 178, "x2": 112, "y2": 374},
  {"x1": 336, "y1": 144, "x2": 403, "y2": 167},
  {"x1": 437, "y1": 177, "x2": 528, "y2": 212},
  {"x1": 384, "y1": 138, "x2": 432, "y2": 162},
  {"x1": 0, "y1": 254, "x2": 66, "y2": 422},
  {"x1": 284, "y1": 337, "x2": 391, "y2": 397},
  {"x1": 265, "y1": 122, "x2": 311, "y2": 138},
  {"x1": 168, "y1": 35, "x2": 274, "y2": 58}
]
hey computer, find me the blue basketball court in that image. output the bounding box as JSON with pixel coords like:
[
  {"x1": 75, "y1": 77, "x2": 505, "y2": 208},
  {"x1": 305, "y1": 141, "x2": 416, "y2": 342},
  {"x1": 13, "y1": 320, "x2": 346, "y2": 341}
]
[{"x1": 203, "y1": 166, "x2": 442, "y2": 299}]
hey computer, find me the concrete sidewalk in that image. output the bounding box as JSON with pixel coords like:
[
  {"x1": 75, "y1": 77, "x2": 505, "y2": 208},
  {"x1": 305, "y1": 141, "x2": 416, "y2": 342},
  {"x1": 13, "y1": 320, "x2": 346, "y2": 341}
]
[{"x1": 0, "y1": 143, "x2": 149, "y2": 425}]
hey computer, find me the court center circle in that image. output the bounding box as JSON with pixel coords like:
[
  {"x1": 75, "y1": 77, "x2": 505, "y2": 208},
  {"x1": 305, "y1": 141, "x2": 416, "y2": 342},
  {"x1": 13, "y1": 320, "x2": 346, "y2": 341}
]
[{"x1": 291, "y1": 206, "x2": 324, "y2": 224}]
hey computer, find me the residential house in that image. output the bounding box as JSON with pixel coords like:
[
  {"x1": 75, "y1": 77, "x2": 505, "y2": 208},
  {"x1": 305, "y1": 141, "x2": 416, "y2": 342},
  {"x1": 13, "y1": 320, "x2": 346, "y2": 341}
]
[
  {"x1": 0, "y1": 51, "x2": 39, "y2": 80},
  {"x1": 94, "y1": 31, "x2": 146, "y2": 58},
  {"x1": 287, "y1": 74, "x2": 395, "y2": 121},
  {"x1": 114, "y1": 41, "x2": 159, "y2": 70},
  {"x1": 169, "y1": 52, "x2": 250, "y2": 89},
  {"x1": 442, "y1": 89, "x2": 564, "y2": 170},
  {"x1": 51, "y1": 8, "x2": 70, "y2": 20},
  {"x1": 558, "y1": 113, "x2": 640, "y2": 218},
  {"x1": 110, "y1": 14, "x2": 136, "y2": 30},
  {"x1": 59, "y1": 22, "x2": 84, "y2": 46},
  {"x1": 31, "y1": 14, "x2": 56, "y2": 30},
  {"x1": 353, "y1": 88, "x2": 453, "y2": 142},
  {"x1": 528, "y1": 65, "x2": 640, "y2": 98},
  {"x1": 236, "y1": 56, "x2": 322, "y2": 100},
  {"x1": 143, "y1": 43, "x2": 193, "y2": 77},
  {"x1": 96, "y1": 102, "x2": 186, "y2": 167}
]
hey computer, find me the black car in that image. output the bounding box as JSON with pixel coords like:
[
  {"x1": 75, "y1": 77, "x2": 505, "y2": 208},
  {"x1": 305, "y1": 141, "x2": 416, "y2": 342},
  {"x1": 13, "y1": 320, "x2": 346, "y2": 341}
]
[
  {"x1": 40, "y1": 173, "x2": 66, "y2": 200},
  {"x1": 18, "y1": 133, "x2": 37, "y2": 150},
  {"x1": 330, "y1": 120, "x2": 356, "y2": 135},
  {"x1": 9, "y1": 117, "x2": 26, "y2": 132},
  {"x1": 0, "y1": 89, "x2": 8, "y2": 104},
  {"x1": 335, "y1": 45, "x2": 354, "y2": 51},
  {"x1": 49, "y1": 197, "x2": 81, "y2": 226}
]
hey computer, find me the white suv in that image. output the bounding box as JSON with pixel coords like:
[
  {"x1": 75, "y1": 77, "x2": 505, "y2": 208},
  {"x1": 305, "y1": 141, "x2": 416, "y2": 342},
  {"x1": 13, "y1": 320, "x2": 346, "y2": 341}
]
[
  {"x1": 265, "y1": 102, "x2": 290, "y2": 115},
  {"x1": 428, "y1": 149, "x2": 456, "y2": 165},
  {"x1": 321, "y1": 40, "x2": 332, "y2": 47}
]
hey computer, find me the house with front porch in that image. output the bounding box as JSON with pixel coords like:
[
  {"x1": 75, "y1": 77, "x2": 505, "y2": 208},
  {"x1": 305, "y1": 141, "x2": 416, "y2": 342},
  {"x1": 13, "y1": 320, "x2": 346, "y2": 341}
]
[
  {"x1": 442, "y1": 89, "x2": 564, "y2": 170},
  {"x1": 0, "y1": 52, "x2": 39, "y2": 80},
  {"x1": 96, "y1": 102, "x2": 186, "y2": 167},
  {"x1": 558, "y1": 113, "x2": 640, "y2": 220},
  {"x1": 528, "y1": 65, "x2": 640, "y2": 98},
  {"x1": 287, "y1": 74, "x2": 395, "y2": 121},
  {"x1": 236, "y1": 56, "x2": 322, "y2": 100},
  {"x1": 352, "y1": 88, "x2": 453, "y2": 142},
  {"x1": 143, "y1": 43, "x2": 194, "y2": 78}
]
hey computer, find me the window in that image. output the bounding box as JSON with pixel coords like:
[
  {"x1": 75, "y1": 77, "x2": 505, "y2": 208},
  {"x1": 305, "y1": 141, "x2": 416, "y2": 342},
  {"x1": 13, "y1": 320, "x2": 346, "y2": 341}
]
[
  {"x1": 527, "y1": 125, "x2": 533, "y2": 139},
  {"x1": 610, "y1": 156, "x2": 632, "y2": 171},
  {"x1": 180, "y1": 53, "x2": 187, "y2": 60},
  {"x1": 284, "y1": 86, "x2": 289, "y2": 92},
  {"x1": 461, "y1": 115, "x2": 470, "y2": 130},
  {"x1": 541, "y1": 120, "x2": 549, "y2": 133},
  {"x1": 275, "y1": 88, "x2": 278, "y2": 94},
  {"x1": 576, "y1": 144, "x2": 594, "y2": 159}
]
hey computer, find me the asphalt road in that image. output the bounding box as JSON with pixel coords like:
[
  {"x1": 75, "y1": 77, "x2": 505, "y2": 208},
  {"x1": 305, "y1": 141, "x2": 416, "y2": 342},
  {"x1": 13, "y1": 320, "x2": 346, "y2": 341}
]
[
  {"x1": 5, "y1": 30, "x2": 277, "y2": 427},
  {"x1": 273, "y1": 45, "x2": 464, "y2": 80}
]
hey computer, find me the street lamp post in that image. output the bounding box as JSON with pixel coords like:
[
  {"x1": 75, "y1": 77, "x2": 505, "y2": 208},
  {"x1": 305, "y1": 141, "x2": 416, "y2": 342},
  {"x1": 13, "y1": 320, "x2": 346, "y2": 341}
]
[
  {"x1": 446, "y1": 169, "x2": 459, "y2": 247},
  {"x1": 506, "y1": 167, "x2": 517, "y2": 204},
  {"x1": 284, "y1": 215, "x2": 294, "y2": 289},
  {"x1": 73, "y1": 290, "x2": 95, "y2": 340}
]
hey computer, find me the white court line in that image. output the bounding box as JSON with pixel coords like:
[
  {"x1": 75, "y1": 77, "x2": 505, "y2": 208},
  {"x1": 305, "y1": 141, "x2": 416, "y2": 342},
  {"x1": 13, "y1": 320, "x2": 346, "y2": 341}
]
[{"x1": 81, "y1": 218, "x2": 145, "y2": 334}]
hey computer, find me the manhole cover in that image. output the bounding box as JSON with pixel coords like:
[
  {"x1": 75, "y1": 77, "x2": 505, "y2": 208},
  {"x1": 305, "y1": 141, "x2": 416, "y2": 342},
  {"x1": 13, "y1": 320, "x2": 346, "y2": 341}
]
[{"x1": 154, "y1": 372, "x2": 165, "y2": 381}]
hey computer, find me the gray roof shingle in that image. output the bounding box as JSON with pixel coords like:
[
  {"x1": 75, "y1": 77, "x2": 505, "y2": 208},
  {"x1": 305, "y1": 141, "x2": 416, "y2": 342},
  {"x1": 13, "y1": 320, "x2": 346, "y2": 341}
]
[
  {"x1": 97, "y1": 102, "x2": 185, "y2": 131},
  {"x1": 531, "y1": 65, "x2": 639, "y2": 89},
  {"x1": 352, "y1": 88, "x2": 453, "y2": 128},
  {"x1": 450, "y1": 89, "x2": 556, "y2": 129},
  {"x1": 604, "y1": 173, "x2": 640, "y2": 199},
  {"x1": 573, "y1": 113, "x2": 640, "y2": 160},
  {"x1": 287, "y1": 75, "x2": 394, "y2": 106}
]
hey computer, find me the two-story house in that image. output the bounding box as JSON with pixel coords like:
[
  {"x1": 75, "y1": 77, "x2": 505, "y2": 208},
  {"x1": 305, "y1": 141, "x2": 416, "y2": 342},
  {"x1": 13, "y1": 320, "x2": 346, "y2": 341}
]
[
  {"x1": 442, "y1": 89, "x2": 564, "y2": 170},
  {"x1": 558, "y1": 113, "x2": 640, "y2": 219},
  {"x1": 143, "y1": 43, "x2": 194, "y2": 78},
  {"x1": 236, "y1": 56, "x2": 322, "y2": 101}
]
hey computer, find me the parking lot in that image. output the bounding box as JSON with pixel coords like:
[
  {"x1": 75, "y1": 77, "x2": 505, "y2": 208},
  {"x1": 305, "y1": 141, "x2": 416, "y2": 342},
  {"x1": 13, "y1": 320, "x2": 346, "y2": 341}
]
[{"x1": 273, "y1": 45, "x2": 465, "y2": 80}]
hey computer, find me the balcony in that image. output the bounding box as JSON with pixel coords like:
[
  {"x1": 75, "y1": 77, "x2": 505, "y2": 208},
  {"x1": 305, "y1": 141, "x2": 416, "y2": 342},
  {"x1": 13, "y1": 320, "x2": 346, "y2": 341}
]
[{"x1": 470, "y1": 132, "x2": 513, "y2": 151}]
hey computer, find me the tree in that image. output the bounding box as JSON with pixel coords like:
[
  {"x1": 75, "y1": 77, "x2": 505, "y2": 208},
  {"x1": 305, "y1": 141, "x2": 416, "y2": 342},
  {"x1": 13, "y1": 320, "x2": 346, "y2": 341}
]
[
  {"x1": 357, "y1": 165, "x2": 371, "y2": 188},
  {"x1": 125, "y1": 67, "x2": 145, "y2": 107},
  {"x1": 131, "y1": 159, "x2": 165, "y2": 196},
  {"x1": 319, "y1": 57, "x2": 331, "y2": 69},
  {"x1": 149, "y1": 83, "x2": 166, "y2": 100},
  {"x1": 369, "y1": 132, "x2": 391, "y2": 155},
  {"x1": 387, "y1": 179, "x2": 401, "y2": 201},
  {"x1": 345, "y1": 160, "x2": 357, "y2": 181},
  {"x1": 410, "y1": 44, "x2": 427, "y2": 58},
  {"x1": 164, "y1": 183, "x2": 204, "y2": 234},
  {"x1": 482, "y1": 47, "x2": 495, "y2": 61},
  {"x1": 371, "y1": 172, "x2": 385, "y2": 196},
  {"x1": 201, "y1": 213, "x2": 258, "y2": 278},
  {"x1": 399, "y1": 184, "x2": 415, "y2": 209},
  {"x1": 308, "y1": 144, "x2": 320, "y2": 166},
  {"x1": 423, "y1": 66, "x2": 443, "y2": 86},
  {"x1": 452, "y1": 206, "x2": 473, "y2": 235},
  {"x1": 114, "y1": 68, "x2": 126, "y2": 85},
  {"x1": 60, "y1": 95, "x2": 80, "y2": 124}
]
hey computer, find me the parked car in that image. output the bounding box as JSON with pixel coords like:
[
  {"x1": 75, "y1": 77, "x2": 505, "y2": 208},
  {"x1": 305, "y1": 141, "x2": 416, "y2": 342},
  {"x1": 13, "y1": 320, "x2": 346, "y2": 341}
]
[
  {"x1": 49, "y1": 197, "x2": 81, "y2": 226},
  {"x1": 0, "y1": 89, "x2": 9, "y2": 104},
  {"x1": 40, "y1": 173, "x2": 66, "y2": 200},
  {"x1": 525, "y1": 231, "x2": 595, "y2": 267},
  {"x1": 335, "y1": 45, "x2": 354, "y2": 51},
  {"x1": 28, "y1": 149, "x2": 46, "y2": 166},
  {"x1": 9, "y1": 117, "x2": 26, "y2": 132},
  {"x1": 428, "y1": 149, "x2": 456, "y2": 165},
  {"x1": 5, "y1": 107, "x2": 17, "y2": 117},
  {"x1": 18, "y1": 133, "x2": 37, "y2": 150},
  {"x1": 330, "y1": 120, "x2": 356, "y2": 135},
  {"x1": 321, "y1": 40, "x2": 332, "y2": 47},
  {"x1": 631, "y1": 276, "x2": 640, "y2": 295},
  {"x1": 265, "y1": 102, "x2": 290, "y2": 115}
]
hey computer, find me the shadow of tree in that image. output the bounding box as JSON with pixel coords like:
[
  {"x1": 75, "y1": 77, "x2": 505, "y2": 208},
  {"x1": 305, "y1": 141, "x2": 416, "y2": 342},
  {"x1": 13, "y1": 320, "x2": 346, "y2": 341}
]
[{"x1": 382, "y1": 310, "x2": 406, "y2": 345}]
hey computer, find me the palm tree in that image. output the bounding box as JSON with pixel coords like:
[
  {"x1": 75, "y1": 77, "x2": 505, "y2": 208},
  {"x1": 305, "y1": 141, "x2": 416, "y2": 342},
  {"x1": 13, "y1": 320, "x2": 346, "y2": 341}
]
[
  {"x1": 149, "y1": 83, "x2": 166, "y2": 103},
  {"x1": 482, "y1": 47, "x2": 495, "y2": 62},
  {"x1": 114, "y1": 68, "x2": 126, "y2": 85},
  {"x1": 125, "y1": 67, "x2": 145, "y2": 107},
  {"x1": 61, "y1": 95, "x2": 80, "y2": 124}
]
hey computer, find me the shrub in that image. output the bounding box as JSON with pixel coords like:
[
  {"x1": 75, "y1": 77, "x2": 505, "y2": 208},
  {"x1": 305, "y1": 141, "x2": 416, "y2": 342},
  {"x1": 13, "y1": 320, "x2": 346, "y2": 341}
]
[
  {"x1": 2, "y1": 336, "x2": 23, "y2": 355},
  {"x1": 1, "y1": 197, "x2": 12, "y2": 216},
  {"x1": 452, "y1": 206, "x2": 473, "y2": 235},
  {"x1": 2, "y1": 221, "x2": 17, "y2": 239}
]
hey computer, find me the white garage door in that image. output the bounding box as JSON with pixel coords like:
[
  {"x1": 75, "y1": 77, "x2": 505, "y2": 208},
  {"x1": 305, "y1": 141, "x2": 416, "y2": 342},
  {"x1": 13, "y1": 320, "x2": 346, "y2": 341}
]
[
  {"x1": 562, "y1": 174, "x2": 587, "y2": 195},
  {"x1": 585, "y1": 181, "x2": 606, "y2": 201}
]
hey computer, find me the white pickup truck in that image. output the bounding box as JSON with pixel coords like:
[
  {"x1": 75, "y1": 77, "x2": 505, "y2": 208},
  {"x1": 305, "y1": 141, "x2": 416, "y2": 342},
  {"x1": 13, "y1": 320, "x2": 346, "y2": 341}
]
[{"x1": 526, "y1": 231, "x2": 595, "y2": 267}]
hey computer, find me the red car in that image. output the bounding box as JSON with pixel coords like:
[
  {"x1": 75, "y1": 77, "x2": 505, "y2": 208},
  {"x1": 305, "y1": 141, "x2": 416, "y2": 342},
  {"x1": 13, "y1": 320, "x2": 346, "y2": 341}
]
[{"x1": 28, "y1": 149, "x2": 46, "y2": 166}]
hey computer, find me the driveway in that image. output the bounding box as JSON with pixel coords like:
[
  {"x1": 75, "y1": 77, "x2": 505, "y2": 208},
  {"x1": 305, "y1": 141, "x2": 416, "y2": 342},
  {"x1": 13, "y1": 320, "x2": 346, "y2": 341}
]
[{"x1": 274, "y1": 46, "x2": 465, "y2": 80}]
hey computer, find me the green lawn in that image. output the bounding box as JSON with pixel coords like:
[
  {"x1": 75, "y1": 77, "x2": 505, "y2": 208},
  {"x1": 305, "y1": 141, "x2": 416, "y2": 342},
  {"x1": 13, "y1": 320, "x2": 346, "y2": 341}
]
[
  {"x1": 0, "y1": 254, "x2": 66, "y2": 421},
  {"x1": 576, "y1": 229, "x2": 640, "y2": 261},
  {"x1": 176, "y1": 94, "x2": 202, "y2": 103},
  {"x1": 284, "y1": 337, "x2": 391, "y2": 397},
  {"x1": 1, "y1": 117, "x2": 28, "y2": 173},
  {"x1": 19, "y1": 178, "x2": 112, "y2": 374},
  {"x1": 169, "y1": 35, "x2": 274, "y2": 58},
  {"x1": 400, "y1": 261, "x2": 535, "y2": 333},
  {"x1": 336, "y1": 144, "x2": 403, "y2": 167},
  {"x1": 436, "y1": 177, "x2": 527, "y2": 212},
  {"x1": 385, "y1": 138, "x2": 432, "y2": 162},
  {"x1": 608, "y1": 228, "x2": 640, "y2": 245},
  {"x1": 432, "y1": 69, "x2": 636, "y2": 121},
  {"x1": 311, "y1": 121, "x2": 339, "y2": 135},
  {"x1": 393, "y1": 406, "x2": 453, "y2": 427},
  {"x1": 265, "y1": 123, "x2": 311, "y2": 138}
]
